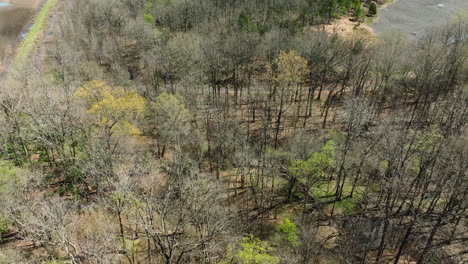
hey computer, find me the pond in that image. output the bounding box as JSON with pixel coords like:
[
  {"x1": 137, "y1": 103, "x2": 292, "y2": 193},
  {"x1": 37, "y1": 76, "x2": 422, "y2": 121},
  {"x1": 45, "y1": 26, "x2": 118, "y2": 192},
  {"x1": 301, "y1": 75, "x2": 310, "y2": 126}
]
[
  {"x1": 372, "y1": 0, "x2": 468, "y2": 37},
  {"x1": 0, "y1": 0, "x2": 40, "y2": 69}
]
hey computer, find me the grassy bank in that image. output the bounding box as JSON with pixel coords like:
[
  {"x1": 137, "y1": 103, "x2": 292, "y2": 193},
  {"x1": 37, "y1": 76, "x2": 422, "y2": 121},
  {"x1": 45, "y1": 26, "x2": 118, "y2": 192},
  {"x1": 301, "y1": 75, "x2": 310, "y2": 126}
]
[{"x1": 15, "y1": 0, "x2": 57, "y2": 64}]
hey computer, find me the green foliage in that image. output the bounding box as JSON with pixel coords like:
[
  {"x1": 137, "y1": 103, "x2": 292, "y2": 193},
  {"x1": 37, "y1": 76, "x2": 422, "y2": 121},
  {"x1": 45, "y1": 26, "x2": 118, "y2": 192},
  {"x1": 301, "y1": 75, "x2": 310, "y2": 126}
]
[
  {"x1": 290, "y1": 140, "x2": 336, "y2": 187},
  {"x1": 151, "y1": 92, "x2": 192, "y2": 147},
  {"x1": 407, "y1": 126, "x2": 443, "y2": 154},
  {"x1": 339, "y1": 0, "x2": 352, "y2": 11},
  {"x1": 0, "y1": 165, "x2": 20, "y2": 197},
  {"x1": 145, "y1": 0, "x2": 359, "y2": 34},
  {"x1": 122, "y1": 238, "x2": 145, "y2": 255},
  {"x1": 144, "y1": 13, "x2": 155, "y2": 24},
  {"x1": 336, "y1": 198, "x2": 358, "y2": 215},
  {"x1": 454, "y1": 9, "x2": 468, "y2": 22},
  {"x1": 239, "y1": 12, "x2": 259, "y2": 33},
  {"x1": 274, "y1": 218, "x2": 300, "y2": 247},
  {"x1": 354, "y1": 0, "x2": 363, "y2": 20},
  {"x1": 368, "y1": 2, "x2": 377, "y2": 16},
  {"x1": 338, "y1": 0, "x2": 348, "y2": 9},
  {"x1": 328, "y1": 0, "x2": 338, "y2": 18},
  {"x1": 405, "y1": 126, "x2": 443, "y2": 175},
  {"x1": 75, "y1": 80, "x2": 146, "y2": 136},
  {"x1": 0, "y1": 219, "x2": 9, "y2": 241},
  {"x1": 0, "y1": 164, "x2": 19, "y2": 240},
  {"x1": 235, "y1": 235, "x2": 280, "y2": 264}
]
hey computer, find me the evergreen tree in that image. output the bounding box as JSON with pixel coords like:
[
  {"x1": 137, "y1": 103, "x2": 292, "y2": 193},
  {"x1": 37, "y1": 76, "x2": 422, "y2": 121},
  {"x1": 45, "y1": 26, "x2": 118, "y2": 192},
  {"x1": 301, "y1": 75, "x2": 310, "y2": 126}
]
[
  {"x1": 368, "y1": 2, "x2": 377, "y2": 16},
  {"x1": 354, "y1": 0, "x2": 363, "y2": 20}
]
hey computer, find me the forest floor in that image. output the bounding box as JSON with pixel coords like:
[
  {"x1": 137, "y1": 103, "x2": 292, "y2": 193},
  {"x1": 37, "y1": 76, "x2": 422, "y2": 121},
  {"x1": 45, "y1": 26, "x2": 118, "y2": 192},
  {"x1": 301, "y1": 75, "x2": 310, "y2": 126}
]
[
  {"x1": 309, "y1": 0, "x2": 394, "y2": 39},
  {"x1": 310, "y1": 17, "x2": 377, "y2": 38}
]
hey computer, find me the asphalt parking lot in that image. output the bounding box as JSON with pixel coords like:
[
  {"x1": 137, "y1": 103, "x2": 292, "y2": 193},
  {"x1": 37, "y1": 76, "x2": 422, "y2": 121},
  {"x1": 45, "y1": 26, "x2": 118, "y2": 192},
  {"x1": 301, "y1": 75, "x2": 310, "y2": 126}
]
[{"x1": 372, "y1": 0, "x2": 468, "y2": 37}]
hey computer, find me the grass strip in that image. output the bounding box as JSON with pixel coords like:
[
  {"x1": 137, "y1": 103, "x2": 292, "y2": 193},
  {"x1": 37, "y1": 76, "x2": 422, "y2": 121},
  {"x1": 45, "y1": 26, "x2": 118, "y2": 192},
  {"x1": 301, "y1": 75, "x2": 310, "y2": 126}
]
[{"x1": 15, "y1": 0, "x2": 57, "y2": 64}]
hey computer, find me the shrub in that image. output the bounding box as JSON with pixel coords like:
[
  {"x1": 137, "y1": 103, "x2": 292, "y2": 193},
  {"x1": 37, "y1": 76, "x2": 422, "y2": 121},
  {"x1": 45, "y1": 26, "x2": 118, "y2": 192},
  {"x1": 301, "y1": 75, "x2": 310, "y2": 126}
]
[
  {"x1": 368, "y1": 2, "x2": 377, "y2": 16},
  {"x1": 337, "y1": 198, "x2": 358, "y2": 215},
  {"x1": 235, "y1": 235, "x2": 280, "y2": 264},
  {"x1": 0, "y1": 218, "x2": 9, "y2": 241},
  {"x1": 144, "y1": 13, "x2": 155, "y2": 24},
  {"x1": 274, "y1": 218, "x2": 300, "y2": 247},
  {"x1": 0, "y1": 165, "x2": 19, "y2": 241}
]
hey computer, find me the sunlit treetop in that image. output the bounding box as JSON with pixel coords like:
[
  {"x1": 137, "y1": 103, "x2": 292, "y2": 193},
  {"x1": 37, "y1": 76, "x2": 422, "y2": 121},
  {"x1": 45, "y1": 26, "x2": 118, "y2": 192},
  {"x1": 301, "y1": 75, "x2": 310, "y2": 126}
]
[
  {"x1": 75, "y1": 80, "x2": 146, "y2": 136},
  {"x1": 271, "y1": 50, "x2": 310, "y2": 85}
]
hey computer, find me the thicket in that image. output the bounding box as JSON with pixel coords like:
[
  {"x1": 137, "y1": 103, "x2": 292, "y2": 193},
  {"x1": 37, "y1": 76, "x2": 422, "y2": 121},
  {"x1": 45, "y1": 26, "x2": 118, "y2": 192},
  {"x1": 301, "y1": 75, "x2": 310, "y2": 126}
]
[{"x1": 0, "y1": 0, "x2": 466, "y2": 263}]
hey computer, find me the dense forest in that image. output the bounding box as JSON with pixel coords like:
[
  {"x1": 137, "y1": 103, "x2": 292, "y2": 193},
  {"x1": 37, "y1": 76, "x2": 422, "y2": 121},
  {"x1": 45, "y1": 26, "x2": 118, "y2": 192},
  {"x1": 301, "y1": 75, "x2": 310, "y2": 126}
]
[{"x1": 0, "y1": 0, "x2": 467, "y2": 263}]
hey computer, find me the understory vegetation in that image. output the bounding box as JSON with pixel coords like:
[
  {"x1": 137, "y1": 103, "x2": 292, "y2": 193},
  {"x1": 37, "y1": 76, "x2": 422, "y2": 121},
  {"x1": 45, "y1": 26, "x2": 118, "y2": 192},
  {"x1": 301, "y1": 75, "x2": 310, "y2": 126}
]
[{"x1": 0, "y1": 0, "x2": 466, "y2": 263}]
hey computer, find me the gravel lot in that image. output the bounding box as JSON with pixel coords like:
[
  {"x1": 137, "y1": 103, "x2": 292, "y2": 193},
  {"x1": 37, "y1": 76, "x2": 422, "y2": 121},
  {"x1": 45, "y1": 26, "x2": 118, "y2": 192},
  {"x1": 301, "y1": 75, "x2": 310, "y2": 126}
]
[{"x1": 372, "y1": 0, "x2": 468, "y2": 37}]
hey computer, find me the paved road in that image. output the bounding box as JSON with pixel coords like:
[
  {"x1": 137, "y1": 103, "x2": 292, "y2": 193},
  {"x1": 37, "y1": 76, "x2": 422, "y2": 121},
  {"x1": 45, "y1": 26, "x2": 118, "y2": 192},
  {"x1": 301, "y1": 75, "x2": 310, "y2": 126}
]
[{"x1": 372, "y1": 0, "x2": 468, "y2": 37}]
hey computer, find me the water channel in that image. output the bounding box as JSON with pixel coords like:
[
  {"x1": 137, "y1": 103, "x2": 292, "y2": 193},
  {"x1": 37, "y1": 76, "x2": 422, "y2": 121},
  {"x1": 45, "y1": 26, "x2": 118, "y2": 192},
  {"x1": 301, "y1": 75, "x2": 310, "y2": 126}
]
[{"x1": 0, "y1": 0, "x2": 40, "y2": 69}]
